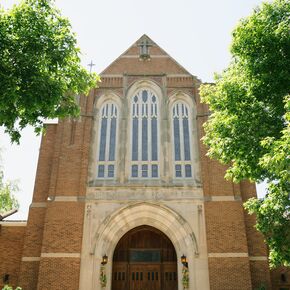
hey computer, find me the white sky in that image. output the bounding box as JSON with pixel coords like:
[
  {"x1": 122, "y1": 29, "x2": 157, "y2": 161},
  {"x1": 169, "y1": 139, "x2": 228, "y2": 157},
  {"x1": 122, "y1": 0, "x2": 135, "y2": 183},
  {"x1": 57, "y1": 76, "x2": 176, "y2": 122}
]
[{"x1": 0, "y1": 0, "x2": 267, "y2": 220}]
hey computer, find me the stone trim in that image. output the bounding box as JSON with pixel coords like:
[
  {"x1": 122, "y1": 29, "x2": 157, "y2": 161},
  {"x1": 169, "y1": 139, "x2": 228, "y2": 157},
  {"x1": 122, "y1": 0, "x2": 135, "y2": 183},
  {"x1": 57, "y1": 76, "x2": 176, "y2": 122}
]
[
  {"x1": 120, "y1": 55, "x2": 169, "y2": 58},
  {"x1": 208, "y1": 253, "x2": 248, "y2": 258},
  {"x1": 211, "y1": 196, "x2": 236, "y2": 201},
  {"x1": 41, "y1": 253, "x2": 81, "y2": 258},
  {"x1": 30, "y1": 202, "x2": 47, "y2": 208},
  {"x1": 249, "y1": 256, "x2": 268, "y2": 261},
  {"x1": 54, "y1": 196, "x2": 79, "y2": 202},
  {"x1": 0, "y1": 221, "x2": 27, "y2": 226},
  {"x1": 22, "y1": 257, "x2": 41, "y2": 262},
  {"x1": 86, "y1": 187, "x2": 204, "y2": 201}
]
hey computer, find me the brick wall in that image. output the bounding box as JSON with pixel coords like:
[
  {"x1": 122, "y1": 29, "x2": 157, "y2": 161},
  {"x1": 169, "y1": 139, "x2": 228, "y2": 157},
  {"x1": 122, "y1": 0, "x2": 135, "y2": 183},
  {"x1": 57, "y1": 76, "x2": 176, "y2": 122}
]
[
  {"x1": 0, "y1": 223, "x2": 26, "y2": 289},
  {"x1": 37, "y1": 258, "x2": 80, "y2": 290},
  {"x1": 271, "y1": 267, "x2": 290, "y2": 290},
  {"x1": 208, "y1": 257, "x2": 252, "y2": 289},
  {"x1": 32, "y1": 93, "x2": 93, "y2": 289}
]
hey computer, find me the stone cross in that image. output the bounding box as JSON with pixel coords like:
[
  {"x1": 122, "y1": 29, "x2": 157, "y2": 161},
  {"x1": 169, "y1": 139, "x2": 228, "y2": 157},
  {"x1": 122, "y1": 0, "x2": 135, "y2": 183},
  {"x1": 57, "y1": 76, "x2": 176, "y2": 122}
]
[
  {"x1": 138, "y1": 37, "x2": 152, "y2": 58},
  {"x1": 88, "y1": 60, "x2": 95, "y2": 73}
]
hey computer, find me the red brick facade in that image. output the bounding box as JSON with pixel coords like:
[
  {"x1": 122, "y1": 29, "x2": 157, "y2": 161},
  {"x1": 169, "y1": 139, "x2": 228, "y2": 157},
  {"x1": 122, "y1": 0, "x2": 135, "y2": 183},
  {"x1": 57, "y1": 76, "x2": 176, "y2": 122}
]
[{"x1": 1, "y1": 35, "x2": 287, "y2": 290}]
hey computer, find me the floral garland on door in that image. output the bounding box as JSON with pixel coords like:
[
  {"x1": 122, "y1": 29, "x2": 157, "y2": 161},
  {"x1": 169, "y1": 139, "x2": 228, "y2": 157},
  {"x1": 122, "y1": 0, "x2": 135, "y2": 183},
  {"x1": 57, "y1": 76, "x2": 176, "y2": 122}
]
[
  {"x1": 99, "y1": 265, "x2": 107, "y2": 288},
  {"x1": 182, "y1": 265, "x2": 189, "y2": 289}
]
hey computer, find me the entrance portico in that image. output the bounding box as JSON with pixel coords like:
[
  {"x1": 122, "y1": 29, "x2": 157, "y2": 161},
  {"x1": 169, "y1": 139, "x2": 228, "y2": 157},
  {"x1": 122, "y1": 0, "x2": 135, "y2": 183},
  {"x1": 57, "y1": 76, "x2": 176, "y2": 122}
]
[{"x1": 79, "y1": 202, "x2": 210, "y2": 290}]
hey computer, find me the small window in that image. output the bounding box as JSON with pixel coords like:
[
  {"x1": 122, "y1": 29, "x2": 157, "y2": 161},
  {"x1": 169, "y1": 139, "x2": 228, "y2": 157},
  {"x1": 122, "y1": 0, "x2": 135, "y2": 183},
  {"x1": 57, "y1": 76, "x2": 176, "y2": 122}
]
[
  {"x1": 152, "y1": 164, "x2": 158, "y2": 177},
  {"x1": 175, "y1": 165, "x2": 182, "y2": 177},
  {"x1": 132, "y1": 165, "x2": 138, "y2": 177},
  {"x1": 142, "y1": 164, "x2": 148, "y2": 177},
  {"x1": 108, "y1": 165, "x2": 114, "y2": 178},
  {"x1": 98, "y1": 165, "x2": 105, "y2": 178},
  {"x1": 185, "y1": 164, "x2": 192, "y2": 177}
]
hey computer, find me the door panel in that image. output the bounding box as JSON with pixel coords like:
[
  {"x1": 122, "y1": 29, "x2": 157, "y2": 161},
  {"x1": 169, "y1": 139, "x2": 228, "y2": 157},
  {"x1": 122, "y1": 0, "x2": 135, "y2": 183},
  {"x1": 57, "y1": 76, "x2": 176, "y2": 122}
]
[
  {"x1": 112, "y1": 263, "x2": 127, "y2": 290},
  {"x1": 112, "y1": 226, "x2": 178, "y2": 290},
  {"x1": 163, "y1": 263, "x2": 178, "y2": 290},
  {"x1": 130, "y1": 264, "x2": 160, "y2": 290}
]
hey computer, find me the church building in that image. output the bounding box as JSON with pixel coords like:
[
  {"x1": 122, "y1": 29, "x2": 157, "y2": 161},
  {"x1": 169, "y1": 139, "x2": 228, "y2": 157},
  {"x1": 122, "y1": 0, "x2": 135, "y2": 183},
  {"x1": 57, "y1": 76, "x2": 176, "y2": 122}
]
[{"x1": 1, "y1": 35, "x2": 286, "y2": 290}]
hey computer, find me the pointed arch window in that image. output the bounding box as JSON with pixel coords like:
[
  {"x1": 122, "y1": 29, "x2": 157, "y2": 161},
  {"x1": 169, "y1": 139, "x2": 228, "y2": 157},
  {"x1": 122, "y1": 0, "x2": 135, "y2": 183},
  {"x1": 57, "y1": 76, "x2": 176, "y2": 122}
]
[
  {"x1": 97, "y1": 102, "x2": 118, "y2": 179},
  {"x1": 131, "y1": 89, "x2": 159, "y2": 178},
  {"x1": 172, "y1": 102, "x2": 192, "y2": 178}
]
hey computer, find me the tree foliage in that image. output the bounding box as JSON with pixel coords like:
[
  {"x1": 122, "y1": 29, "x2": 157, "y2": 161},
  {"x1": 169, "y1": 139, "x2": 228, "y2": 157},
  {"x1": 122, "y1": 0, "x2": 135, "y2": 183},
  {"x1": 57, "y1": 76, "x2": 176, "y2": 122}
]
[
  {"x1": 200, "y1": 0, "x2": 290, "y2": 268},
  {"x1": 0, "y1": 0, "x2": 99, "y2": 143},
  {"x1": 0, "y1": 167, "x2": 19, "y2": 215},
  {"x1": 2, "y1": 286, "x2": 22, "y2": 290}
]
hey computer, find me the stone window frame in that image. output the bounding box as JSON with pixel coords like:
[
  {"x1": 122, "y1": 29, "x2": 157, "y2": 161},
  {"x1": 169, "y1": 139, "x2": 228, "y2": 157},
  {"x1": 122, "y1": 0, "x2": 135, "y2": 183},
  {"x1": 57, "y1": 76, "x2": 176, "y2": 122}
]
[
  {"x1": 94, "y1": 93, "x2": 121, "y2": 180},
  {"x1": 125, "y1": 81, "x2": 163, "y2": 181},
  {"x1": 169, "y1": 93, "x2": 197, "y2": 181}
]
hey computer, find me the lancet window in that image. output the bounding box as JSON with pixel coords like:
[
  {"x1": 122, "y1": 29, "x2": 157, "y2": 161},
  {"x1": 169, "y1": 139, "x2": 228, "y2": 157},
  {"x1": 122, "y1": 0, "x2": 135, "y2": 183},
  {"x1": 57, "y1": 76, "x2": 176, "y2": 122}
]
[
  {"x1": 172, "y1": 102, "x2": 192, "y2": 178},
  {"x1": 97, "y1": 102, "x2": 118, "y2": 179},
  {"x1": 131, "y1": 89, "x2": 159, "y2": 178}
]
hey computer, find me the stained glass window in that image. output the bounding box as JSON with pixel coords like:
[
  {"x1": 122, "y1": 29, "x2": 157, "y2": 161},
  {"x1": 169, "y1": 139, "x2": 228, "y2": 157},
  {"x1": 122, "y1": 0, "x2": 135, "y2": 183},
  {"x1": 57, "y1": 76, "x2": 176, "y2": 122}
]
[
  {"x1": 172, "y1": 102, "x2": 193, "y2": 178},
  {"x1": 131, "y1": 89, "x2": 159, "y2": 178},
  {"x1": 97, "y1": 102, "x2": 118, "y2": 179}
]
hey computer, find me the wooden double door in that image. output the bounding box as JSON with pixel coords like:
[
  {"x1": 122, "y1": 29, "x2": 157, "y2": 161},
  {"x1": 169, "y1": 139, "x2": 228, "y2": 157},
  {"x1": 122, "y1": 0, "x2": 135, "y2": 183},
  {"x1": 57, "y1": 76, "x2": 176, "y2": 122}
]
[{"x1": 112, "y1": 226, "x2": 178, "y2": 290}]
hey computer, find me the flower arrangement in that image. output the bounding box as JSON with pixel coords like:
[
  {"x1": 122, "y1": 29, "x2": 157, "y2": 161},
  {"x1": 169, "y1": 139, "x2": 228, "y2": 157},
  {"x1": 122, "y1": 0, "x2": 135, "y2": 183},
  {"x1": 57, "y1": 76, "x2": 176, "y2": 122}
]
[
  {"x1": 182, "y1": 265, "x2": 189, "y2": 289},
  {"x1": 99, "y1": 265, "x2": 107, "y2": 288}
]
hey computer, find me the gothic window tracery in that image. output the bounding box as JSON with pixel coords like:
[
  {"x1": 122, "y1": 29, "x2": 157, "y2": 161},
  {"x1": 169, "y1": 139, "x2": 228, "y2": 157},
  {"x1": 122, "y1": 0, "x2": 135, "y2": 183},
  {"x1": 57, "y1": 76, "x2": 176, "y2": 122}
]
[
  {"x1": 172, "y1": 101, "x2": 193, "y2": 178},
  {"x1": 97, "y1": 102, "x2": 118, "y2": 179},
  {"x1": 131, "y1": 89, "x2": 159, "y2": 178}
]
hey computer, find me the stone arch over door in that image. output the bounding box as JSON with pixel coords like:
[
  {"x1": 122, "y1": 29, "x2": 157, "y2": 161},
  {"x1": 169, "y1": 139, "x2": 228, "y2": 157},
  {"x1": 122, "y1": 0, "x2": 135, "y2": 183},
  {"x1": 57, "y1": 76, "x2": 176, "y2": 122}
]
[{"x1": 90, "y1": 202, "x2": 199, "y2": 290}]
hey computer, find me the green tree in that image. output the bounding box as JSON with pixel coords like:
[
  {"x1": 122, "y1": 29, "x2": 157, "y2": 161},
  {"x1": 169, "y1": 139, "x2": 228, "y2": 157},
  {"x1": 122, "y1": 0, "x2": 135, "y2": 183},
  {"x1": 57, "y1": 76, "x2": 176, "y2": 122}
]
[
  {"x1": 200, "y1": 0, "x2": 290, "y2": 268},
  {"x1": 0, "y1": 0, "x2": 99, "y2": 143},
  {"x1": 0, "y1": 167, "x2": 19, "y2": 215}
]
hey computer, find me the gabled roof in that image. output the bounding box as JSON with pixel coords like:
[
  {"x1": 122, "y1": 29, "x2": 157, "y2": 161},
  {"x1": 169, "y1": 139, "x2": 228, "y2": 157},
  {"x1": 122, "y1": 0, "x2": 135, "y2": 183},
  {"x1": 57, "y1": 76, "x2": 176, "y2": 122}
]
[{"x1": 101, "y1": 34, "x2": 193, "y2": 76}]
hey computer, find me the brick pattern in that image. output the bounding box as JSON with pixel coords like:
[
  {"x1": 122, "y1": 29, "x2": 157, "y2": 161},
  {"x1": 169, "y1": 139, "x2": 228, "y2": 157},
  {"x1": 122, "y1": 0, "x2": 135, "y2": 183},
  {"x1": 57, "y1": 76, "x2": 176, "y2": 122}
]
[
  {"x1": 167, "y1": 76, "x2": 194, "y2": 88},
  {"x1": 37, "y1": 258, "x2": 80, "y2": 290},
  {"x1": 46, "y1": 113, "x2": 92, "y2": 197},
  {"x1": 32, "y1": 125, "x2": 57, "y2": 202},
  {"x1": 41, "y1": 202, "x2": 84, "y2": 253},
  {"x1": 204, "y1": 201, "x2": 249, "y2": 253},
  {"x1": 121, "y1": 44, "x2": 167, "y2": 56},
  {"x1": 271, "y1": 267, "x2": 290, "y2": 290},
  {"x1": 18, "y1": 125, "x2": 57, "y2": 289},
  {"x1": 102, "y1": 57, "x2": 189, "y2": 75},
  {"x1": 0, "y1": 226, "x2": 25, "y2": 289},
  {"x1": 99, "y1": 77, "x2": 123, "y2": 88},
  {"x1": 208, "y1": 257, "x2": 252, "y2": 290},
  {"x1": 22, "y1": 208, "x2": 46, "y2": 257},
  {"x1": 243, "y1": 211, "x2": 268, "y2": 256},
  {"x1": 18, "y1": 261, "x2": 40, "y2": 290},
  {"x1": 250, "y1": 261, "x2": 272, "y2": 289}
]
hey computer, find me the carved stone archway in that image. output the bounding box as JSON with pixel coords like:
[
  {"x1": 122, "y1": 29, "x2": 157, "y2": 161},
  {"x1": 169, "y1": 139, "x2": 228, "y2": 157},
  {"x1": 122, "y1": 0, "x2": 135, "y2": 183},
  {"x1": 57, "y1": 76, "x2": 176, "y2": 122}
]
[{"x1": 85, "y1": 202, "x2": 199, "y2": 290}]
